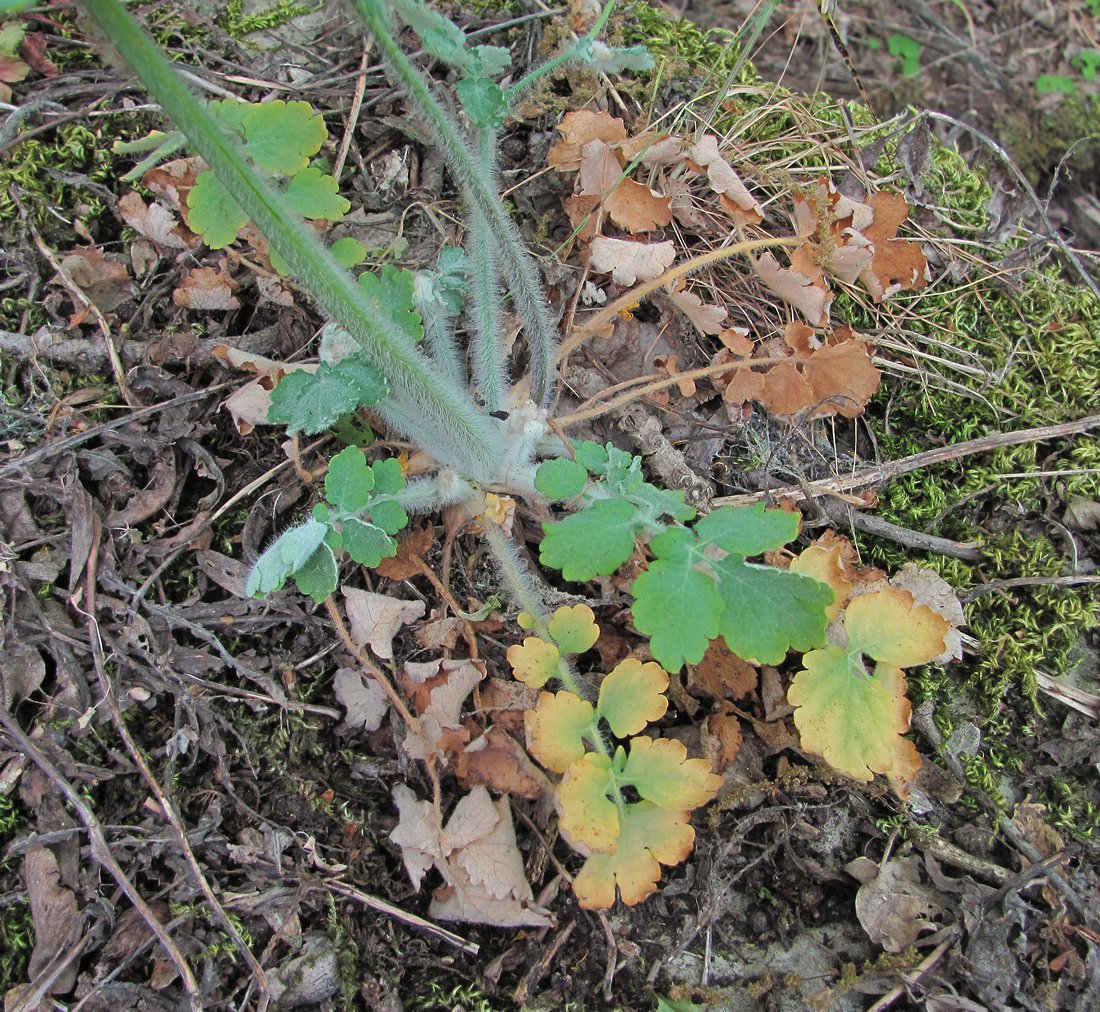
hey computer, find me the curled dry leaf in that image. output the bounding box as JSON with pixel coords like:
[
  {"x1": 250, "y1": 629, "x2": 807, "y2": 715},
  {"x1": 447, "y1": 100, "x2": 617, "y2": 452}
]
[
  {"x1": 118, "y1": 191, "x2": 197, "y2": 250},
  {"x1": 665, "y1": 284, "x2": 727, "y2": 335},
  {"x1": 58, "y1": 247, "x2": 135, "y2": 314},
  {"x1": 589, "y1": 237, "x2": 675, "y2": 285},
  {"x1": 576, "y1": 139, "x2": 672, "y2": 235},
  {"x1": 850, "y1": 854, "x2": 948, "y2": 952},
  {"x1": 688, "y1": 134, "x2": 764, "y2": 226},
  {"x1": 753, "y1": 251, "x2": 831, "y2": 326}
]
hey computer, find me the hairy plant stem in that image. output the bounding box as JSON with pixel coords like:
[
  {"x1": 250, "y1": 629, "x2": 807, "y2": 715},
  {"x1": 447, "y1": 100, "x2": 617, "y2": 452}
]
[
  {"x1": 469, "y1": 129, "x2": 507, "y2": 411},
  {"x1": 480, "y1": 519, "x2": 587, "y2": 699},
  {"x1": 348, "y1": 0, "x2": 559, "y2": 406},
  {"x1": 82, "y1": 0, "x2": 503, "y2": 484}
]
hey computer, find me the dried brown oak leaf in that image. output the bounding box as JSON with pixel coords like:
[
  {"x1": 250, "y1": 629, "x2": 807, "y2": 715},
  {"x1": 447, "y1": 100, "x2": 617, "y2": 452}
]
[{"x1": 390, "y1": 784, "x2": 553, "y2": 927}]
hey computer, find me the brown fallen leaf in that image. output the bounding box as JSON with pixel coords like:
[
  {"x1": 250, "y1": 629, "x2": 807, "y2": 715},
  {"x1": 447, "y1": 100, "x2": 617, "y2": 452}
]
[
  {"x1": 343, "y1": 586, "x2": 426, "y2": 660},
  {"x1": 390, "y1": 784, "x2": 553, "y2": 927},
  {"x1": 589, "y1": 237, "x2": 675, "y2": 285},
  {"x1": 859, "y1": 192, "x2": 929, "y2": 300},
  {"x1": 666, "y1": 284, "x2": 727, "y2": 335},
  {"x1": 59, "y1": 247, "x2": 135, "y2": 314},
  {"x1": 118, "y1": 191, "x2": 197, "y2": 250},
  {"x1": 849, "y1": 854, "x2": 948, "y2": 953},
  {"x1": 690, "y1": 639, "x2": 758, "y2": 700},
  {"x1": 142, "y1": 156, "x2": 202, "y2": 212},
  {"x1": 547, "y1": 109, "x2": 628, "y2": 171},
  {"x1": 753, "y1": 252, "x2": 831, "y2": 326},
  {"x1": 758, "y1": 359, "x2": 815, "y2": 417},
  {"x1": 333, "y1": 667, "x2": 390, "y2": 732},
  {"x1": 800, "y1": 338, "x2": 881, "y2": 418},
  {"x1": 688, "y1": 134, "x2": 764, "y2": 226},
  {"x1": 700, "y1": 703, "x2": 744, "y2": 774},
  {"x1": 25, "y1": 846, "x2": 82, "y2": 994},
  {"x1": 172, "y1": 259, "x2": 240, "y2": 310},
  {"x1": 401, "y1": 657, "x2": 485, "y2": 762},
  {"x1": 456, "y1": 726, "x2": 544, "y2": 798},
  {"x1": 375, "y1": 523, "x2": 436, "y2": 580}
]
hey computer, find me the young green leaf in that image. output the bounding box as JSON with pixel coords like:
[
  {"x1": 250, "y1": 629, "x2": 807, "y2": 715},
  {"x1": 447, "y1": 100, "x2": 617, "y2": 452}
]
[
  {"x1": 187, "y1": 170, "x2": 248, "y2": 249},
  {"x1": 329, "y1": 236, "x2": 368, "y2": 268},
  {"x1": 547, "y1": 603, "x2": 600, "y2": 655},
  {"x1": 693, "y1": 502, "x2": 800, "y2": 557},
  {"x1": 368, "y1": 498, "x2": 408, "y2": 536},
  {"x1": 242, "y1": 99, "x2": 327, "y2": 175},
  {"x1": 247, "y1": 516, "x2": 329, "y2": 596},
  {"x1": 538, "y1": 499, "x2": 641, "y2": 580},
  {"x1": 596, "y1": 659, "x2": 669, "y2": 738},
  {"x1": 341, "y1": 517, "x2": 397, "y2": 568},
  {"x1": 357, "y1": 265, "x2": 424, "y2": 347},
  {"x1": 294, "y1": 542, "x2": 339, "y2": 602},
  {"x1": 712, "y1": 558, "x2": 833, "y2": 663},
  {"x1": 325, "y1": 445, "x2": 374, "y2": 512},
  {"x1": 268, "y1": 359, "x2": 388, "y2": 436},
  {"x1": 631, "y1": 528, "x2": 723, "y2": 671},
  {"x1": 456, "y1": 75, "x2": 506, "y2": 128},
  {"x1": 534, "y1": 457, "x2": 588, "y2": 500},
  {"x1": 527, "y1": 690, "x2": 595, "y2": 773},
  {"x1": 284, "y1": 166, "x2": 351, "y2": 221}
]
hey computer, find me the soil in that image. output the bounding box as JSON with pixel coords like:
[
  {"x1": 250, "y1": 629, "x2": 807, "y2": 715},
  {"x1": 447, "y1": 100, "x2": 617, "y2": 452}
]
[{"x1": 1, "y1": 2, "x2": 1098, "y2": 1011}]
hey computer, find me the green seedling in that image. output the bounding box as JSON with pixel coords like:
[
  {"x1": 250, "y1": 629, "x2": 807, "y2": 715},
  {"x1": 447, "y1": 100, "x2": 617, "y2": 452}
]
[{"x1": 887, "y1": 33, "x2": 922, "y2": 78}]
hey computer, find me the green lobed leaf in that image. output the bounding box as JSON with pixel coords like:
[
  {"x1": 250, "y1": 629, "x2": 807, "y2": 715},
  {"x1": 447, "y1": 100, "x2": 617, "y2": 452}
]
[
  {"x1": 357, "y1": 265, "x2": 424, "y2": 347},
  {"x1": 294, "y1": 542, "x2": 339, "y2": 602},
  {"x1": 535, "y1": 457, "x2": 588, "y2": 500},
  {"x1": 620, "y1": 736, "x2": 722, "y2": 810},
  {"x1": 268, "y1": 359, "x2": 388, "y2": 436},
  {"x1": 456, "y1": 75, "x2": 506, "y2": 129},
  {"x1": 527, "y1": 690, "x2": 596, "y2": 773},
  {"x1": 472, "y1": 44, "x2": 511, "y2": 77},
  {"x1": 341, "y1": 517, "x2": 397, "y2": 568},
  {"x1": 631, "y1": 528, "x2": 722, "y2": 671},
  {"x1": 693, "y1": 502, "x2": 800, "y2": 557},
  {"x1": 186, "y1": 170, "x2": 248, "y2": 249},
  {"x1": 369, "y1": 498, "x2": 408, "y2": 536},
  {"x1": 712, "y1": 559, "x2": 831, "y2": 664},
  {"x1": 284, "y1": 166, "x2": 351, "y2": 221},
  {"x1": 242, "y1": 99, "x2": 327, "y2": 175},
  {"x1": 247, "y1": 517, "x2": 329, "y2": 597},
  {"x1": 325, "y1": 445, "x2": 374, "y2": 512},
  {"x1": 547, "y1": 603, "x2": 600, "y2": 655},
  {"x1": 329, "y1": 236, "x2": 368, "y2": 268},
  {"x1": 208, "y1": 98, "x2": 248, "y2": 133},
  {"x1": 538, "y1": 499, "x2": 641, "y2": 580},
  {"x1": 572, "y1": 440, "x2": 609, "y2": 473},
  {"x1": 369, "y1": 456, "x2": 405, "y2": 495}
]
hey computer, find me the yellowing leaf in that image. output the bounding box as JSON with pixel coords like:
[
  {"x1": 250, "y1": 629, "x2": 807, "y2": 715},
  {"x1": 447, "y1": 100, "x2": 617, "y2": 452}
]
[
  {"x1": 621, "y1": 736, "x2": 722, "y2": 810},
  {"x1": 597, "y1": 659, "x2": 669, "y2": 737},
  {"x1": 790, "y1": 533, "x2": 858, "y2": 620},
  {"x1": 527, "y1": 691, "x2": 595, "y2": 774},
  {"x1": 548, "y1": 603, "x2": 600, "y2": 655},
  {"x1": 506, "y1": 636, "x2": 562, "y2": 689},
  {"x1": 558, "y1": 753, "x2": 619, "y2": 853},
  {"x1": 789, "y1": 654, "x2": 919, "y2": 784},
  {"x1": 845, "y1": 587, "x2": 949, "y2": 668},
  {"x1": 572, "y1": 802, "x2": 695, "y2": 908}
]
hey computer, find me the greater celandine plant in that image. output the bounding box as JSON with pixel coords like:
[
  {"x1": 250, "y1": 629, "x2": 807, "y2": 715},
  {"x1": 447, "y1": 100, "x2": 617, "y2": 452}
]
[{"x1": 81, "y1": 0, "x2": 881, "y2": 909}]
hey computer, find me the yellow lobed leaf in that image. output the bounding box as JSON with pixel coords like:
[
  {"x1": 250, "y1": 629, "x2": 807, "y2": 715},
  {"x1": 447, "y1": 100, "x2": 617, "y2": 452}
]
[
  {"x1": 526, "y1": 691, "x2": 596, "y2": 774},
  {"x1": 547, "y1": 603, "x2": 600, "y2": 656},
  {"x1": 506, "y1": 636, "x2": 561, "y2": 689},
  {"x1": 621, "y1": 736, "x2": 722, "y2": 810},
  {"x1": 558, "y1": 753, "x2": 619, "y2": 854},
  {"x1": 572, "y1": 802, "x2": 696, "y2": 908},
  {"x1": 845, "y1": 587, "x2": 949, "y2": 668},
  {"x1": 596, "y1": 659, "x2": 669, "y2": 737},
  {"x1": 788, "y1": 649, "x2": 918, "y2": 784}
]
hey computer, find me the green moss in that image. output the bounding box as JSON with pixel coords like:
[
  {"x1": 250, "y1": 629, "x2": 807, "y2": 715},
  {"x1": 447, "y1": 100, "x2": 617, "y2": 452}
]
[{"x1": 222, "y1": 0, "x2": 312, "y2": 39}]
